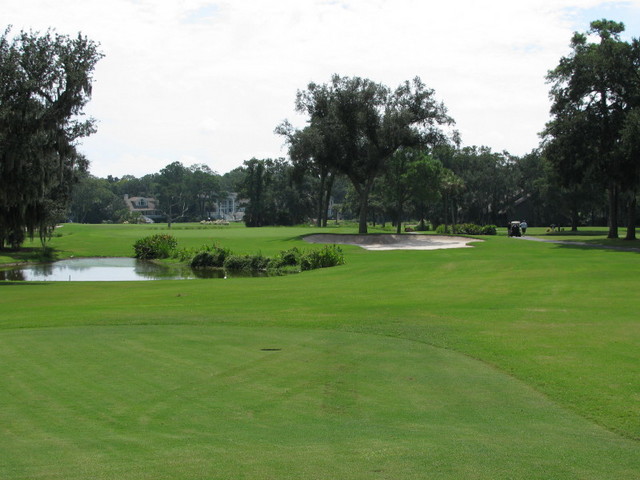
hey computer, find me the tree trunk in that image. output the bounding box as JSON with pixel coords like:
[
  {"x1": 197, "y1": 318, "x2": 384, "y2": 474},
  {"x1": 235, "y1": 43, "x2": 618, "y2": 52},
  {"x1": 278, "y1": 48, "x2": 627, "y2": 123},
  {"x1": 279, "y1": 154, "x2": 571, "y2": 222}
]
[
  {"x1": 444, "y1": 192, "x2": 449, "y2": 234},
  {"x1": 358, "y1": 189, "x2": 369, "y2": 234},
  {"x1": 322, "y1": 174, "x2": 334, "y2": 228},
  {"x1": 395, "y1": 201, "x2": 403, "y2": 234},
  {"x1": 607, "y1": 182, "x2": 619, "y2": 239},
  {"x1": 316, "y1": 173, "x2": 326, "y2": 227},
  {"x1": 625, "y1": 192, "x2": 636, "y2": 241},
  {"x1": 452, "y1": 199, "x2": 458, "y2": 226},
  {"x1": 571, "y1": 203, "x2": 579, "y2": 232},
  {"x1": 449, "y1": 195, "x2": 455, "y2": 231}
]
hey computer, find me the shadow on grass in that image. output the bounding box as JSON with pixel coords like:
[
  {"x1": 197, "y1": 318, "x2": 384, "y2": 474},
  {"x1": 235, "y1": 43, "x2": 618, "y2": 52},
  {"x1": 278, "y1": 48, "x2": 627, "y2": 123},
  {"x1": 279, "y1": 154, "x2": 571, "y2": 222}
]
[
  {"x1": 532, "y1": 228, "x2": 640, "y2": 251},
  {"x1": 0, "y1": 247, "x2": 59, "y2": 264},
  {"x1": 543, "y1": 230, "x2": 608, "y2": 237},
  {"x1": 273, "y1": 235, "x2": 308, "y2": 243},
  {"x1": 547, "y1": 241, "x2": 640, "y2": 254}
]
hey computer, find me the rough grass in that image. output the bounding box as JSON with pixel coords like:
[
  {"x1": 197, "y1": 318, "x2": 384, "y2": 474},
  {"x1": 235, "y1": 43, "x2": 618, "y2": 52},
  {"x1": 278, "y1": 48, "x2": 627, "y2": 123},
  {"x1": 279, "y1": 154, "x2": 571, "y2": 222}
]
[{"x1": 0, "y1": 224, "x2": 639, "y2": 479}]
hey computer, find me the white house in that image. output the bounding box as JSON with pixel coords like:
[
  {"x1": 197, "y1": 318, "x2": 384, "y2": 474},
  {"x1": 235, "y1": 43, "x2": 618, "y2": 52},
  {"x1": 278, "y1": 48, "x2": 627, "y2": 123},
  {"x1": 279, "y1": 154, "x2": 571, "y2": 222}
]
[
  {"x1": 123, "y1": 195, "x2": 164, "y2": 223},
  {"x1": 208, "y1": 193, "x2": 245, "y2": 222}
]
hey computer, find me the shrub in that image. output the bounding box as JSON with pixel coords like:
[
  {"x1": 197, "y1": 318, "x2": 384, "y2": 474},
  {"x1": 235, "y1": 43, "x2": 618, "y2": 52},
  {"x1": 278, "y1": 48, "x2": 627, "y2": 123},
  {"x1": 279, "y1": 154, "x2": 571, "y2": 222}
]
[
  {"x1": 249, "y1": 254, "x2": 270, "y2": 271},
  {"x1": 461, "y1": 223, "x2": 483, "y2": 235},
  {"x1": 414, "y1": 221, "x2": 431, "y2": 231},
  {"x1": 223, "y1": 254, "x2": 269, "y2": 271},
  {"x1": 300, "y1": 245, "x2": 345, "y2": 271},
  {"x1": 481, "y1": 224, "x2": 497, "y2": 235},
  {"x1": 269, "y1": 247, "x2": 302, "y2": 269},
  {"x1": 173, "y1": 247, "x2": 197, "y2": 262},
  {"x1": 212, "y1": 245, "x2": 232, "y2": 267},
  {"x1": 435, "y1": 224, "x2": 497, "y2": 235},
  {"x1": 223, "y1": 255, "x2": 252, "y2": 271},
  {"x1": 191, "y1": 245, "x2": 232, "y2": 268},
  {"x1": 133, "y1": 234, "x2": 178, "y2": 259},
  {"x1": 190, "y1": 251, "x2": 216, "y2": 268},
  {"x1": 280, "y1": 247, "x2": 302, "y2": 266}
]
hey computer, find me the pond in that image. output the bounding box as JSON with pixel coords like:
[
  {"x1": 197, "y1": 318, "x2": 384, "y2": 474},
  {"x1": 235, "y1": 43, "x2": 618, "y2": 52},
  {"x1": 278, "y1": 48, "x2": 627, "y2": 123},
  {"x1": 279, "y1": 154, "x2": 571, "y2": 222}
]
[{"x1": 0, "y1": 257, "x2": 248, "y2": 282}]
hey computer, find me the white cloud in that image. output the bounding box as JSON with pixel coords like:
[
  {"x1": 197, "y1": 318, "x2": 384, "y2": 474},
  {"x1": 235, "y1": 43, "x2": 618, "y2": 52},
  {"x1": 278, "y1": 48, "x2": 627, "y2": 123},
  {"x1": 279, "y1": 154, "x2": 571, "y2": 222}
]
[{"x1": 4, "y1": 0, "x2": 640, "y2": 177}]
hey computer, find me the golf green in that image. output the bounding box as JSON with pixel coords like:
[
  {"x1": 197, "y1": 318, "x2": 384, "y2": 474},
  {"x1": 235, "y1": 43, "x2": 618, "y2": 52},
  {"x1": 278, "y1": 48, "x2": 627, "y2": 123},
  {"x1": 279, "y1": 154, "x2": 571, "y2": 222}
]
[{"x1": 1, "y1": 325, "x2": 637, "y2": 480}]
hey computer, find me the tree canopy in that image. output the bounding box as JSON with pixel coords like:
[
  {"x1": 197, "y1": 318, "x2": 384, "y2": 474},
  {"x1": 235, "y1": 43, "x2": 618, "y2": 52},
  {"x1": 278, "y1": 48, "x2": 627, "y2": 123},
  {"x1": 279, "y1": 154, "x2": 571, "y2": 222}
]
[
  {"x1": 0, "y1": 27, "x2": 102, "y2": 247},
  {"x1": 544, "y1": 20, "x2": 640, "y2": 238},
  {"x1": 6, "y1": 21, "x2": 639, "y2": 239},
  {"x1": 290, "y1": 74, "x2": 455, "y2": 233}
]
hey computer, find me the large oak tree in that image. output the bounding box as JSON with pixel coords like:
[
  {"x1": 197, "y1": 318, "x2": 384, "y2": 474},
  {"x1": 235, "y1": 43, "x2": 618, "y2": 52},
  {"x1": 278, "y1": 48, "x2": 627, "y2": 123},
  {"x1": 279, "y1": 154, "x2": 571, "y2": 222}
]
[
  {"x1": 0, "y1": 27, "x2": 102, "y2": 247},
  {"x1": 544, "y1": 20, "x2": 640, "y2": 238},
  {"x1": 291, "y1": 75, "x2": 454, "y2": 234}
]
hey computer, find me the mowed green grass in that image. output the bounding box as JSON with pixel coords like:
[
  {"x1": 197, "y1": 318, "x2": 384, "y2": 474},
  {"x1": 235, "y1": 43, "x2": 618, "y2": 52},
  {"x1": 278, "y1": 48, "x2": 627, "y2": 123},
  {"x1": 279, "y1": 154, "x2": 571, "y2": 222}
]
[{"x1": 1, "y1": 224, "x2": 639, "y2": 479}]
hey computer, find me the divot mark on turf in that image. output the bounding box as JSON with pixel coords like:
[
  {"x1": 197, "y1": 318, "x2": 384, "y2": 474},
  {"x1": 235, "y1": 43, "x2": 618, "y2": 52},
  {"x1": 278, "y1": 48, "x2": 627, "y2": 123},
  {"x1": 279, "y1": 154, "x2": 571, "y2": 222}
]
[{"x1": 260, "y1": 348, "x2": 282, "y2": 351}]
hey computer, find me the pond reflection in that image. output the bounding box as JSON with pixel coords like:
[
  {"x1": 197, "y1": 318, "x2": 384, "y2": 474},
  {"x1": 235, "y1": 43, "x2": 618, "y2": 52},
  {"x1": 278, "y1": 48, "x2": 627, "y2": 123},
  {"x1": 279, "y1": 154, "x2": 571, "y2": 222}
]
[{"x1": 0, "y1": 257, "x2": 265, "y2": 282}]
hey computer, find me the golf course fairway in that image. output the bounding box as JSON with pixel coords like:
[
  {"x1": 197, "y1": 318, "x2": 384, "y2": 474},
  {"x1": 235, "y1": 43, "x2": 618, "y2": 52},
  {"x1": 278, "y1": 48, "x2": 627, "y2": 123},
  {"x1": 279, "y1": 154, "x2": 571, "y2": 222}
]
[{"x1": 0, "y1": 223, "x2": 638, "y2": 479}]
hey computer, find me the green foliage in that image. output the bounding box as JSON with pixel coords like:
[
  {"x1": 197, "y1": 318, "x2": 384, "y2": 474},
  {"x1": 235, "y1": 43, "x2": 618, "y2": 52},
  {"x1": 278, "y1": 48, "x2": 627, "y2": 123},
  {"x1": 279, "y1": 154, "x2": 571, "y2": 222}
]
[
  {"x1": 292, "y1": 75, "x2": 455, "y2": 234},
  {"x1": 268, "y1": 247, "x2": 303, "y2": 269},
  {"x1": 70, "y1": 174, "x2": 123, "y2": 223},
  {"x1": 481, "y1": 224, "x2": 497, "y2": 235},
  {"x1": 413, "y1": 222, "x2": 431, "y2": 231},
  {"x1": 223, "y1": 254, "x2": 269, "y2": 271},
  {"x1": 133, "y1": 234, "x2": 178, "y2": 259},
  {"x1": 239, "y1": 158, "x2": 313, "y2": 227},
  {"x1": 191, "y1": 245, "x2": 233, "y2": 268},
  {"x1": 544, "y1": 20, "x2": 640, "y2": 238},
  {"x1": 168, "y1": 238, "x2": 344, "y2": 274},
  {"x1": 0, "y1": 27, "x2": 102, "y2": 248},
  {"x1": 435, "y1": 223, "x2": 497, "y2": 235},
  {"x1": 190, "y1": 251, "x2": 216, "y2": 268},
  {"x1": 300, "y1": 245, "x2": 345, "y2": 270},
  {"x1": 171, "y1": 247, "x2": 197, "y2": 262},
  {"x1": 218, "y1": 245, "x2": 344, "y2": 273}
]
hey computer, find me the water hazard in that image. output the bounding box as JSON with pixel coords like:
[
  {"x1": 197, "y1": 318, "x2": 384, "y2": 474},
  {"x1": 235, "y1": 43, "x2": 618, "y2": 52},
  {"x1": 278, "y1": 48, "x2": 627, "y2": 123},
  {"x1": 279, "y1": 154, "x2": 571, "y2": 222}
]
[{"x1": 0, "y1": 257, "x2": 235, "y2": 282}]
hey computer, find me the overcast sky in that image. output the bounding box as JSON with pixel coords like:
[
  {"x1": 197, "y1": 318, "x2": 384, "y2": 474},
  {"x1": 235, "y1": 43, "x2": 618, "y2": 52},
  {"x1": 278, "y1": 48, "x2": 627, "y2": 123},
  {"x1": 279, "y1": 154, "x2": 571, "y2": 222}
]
[{"x1": 5, "y1": 0, "x2": 640, "y2": 178}]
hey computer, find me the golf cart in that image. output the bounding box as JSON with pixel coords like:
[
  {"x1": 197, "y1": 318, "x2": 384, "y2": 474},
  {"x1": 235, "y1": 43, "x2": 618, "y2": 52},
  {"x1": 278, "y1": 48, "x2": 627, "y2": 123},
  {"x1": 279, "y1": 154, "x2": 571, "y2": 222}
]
[{"x1": 508, "y1": 221, "x2": 522, "y2": 237}]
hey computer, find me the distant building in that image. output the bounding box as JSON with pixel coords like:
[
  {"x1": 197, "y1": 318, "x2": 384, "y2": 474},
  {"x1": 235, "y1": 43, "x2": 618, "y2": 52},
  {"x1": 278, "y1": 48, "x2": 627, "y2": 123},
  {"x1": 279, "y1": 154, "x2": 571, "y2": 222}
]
[
  {"x1": 208, "y1": 193, "x2": 245, "y2": 222},
  {"x1": 123, "y1": 194, "x2": 164, "y2": 223}
]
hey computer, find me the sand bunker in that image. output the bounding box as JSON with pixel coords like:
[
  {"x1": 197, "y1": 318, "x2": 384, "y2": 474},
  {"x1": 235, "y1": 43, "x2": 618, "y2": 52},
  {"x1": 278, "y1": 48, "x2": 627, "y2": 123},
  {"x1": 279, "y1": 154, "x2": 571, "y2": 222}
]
[{"x1": 304, "y1": 233, "x2": 482, "y2": 251}]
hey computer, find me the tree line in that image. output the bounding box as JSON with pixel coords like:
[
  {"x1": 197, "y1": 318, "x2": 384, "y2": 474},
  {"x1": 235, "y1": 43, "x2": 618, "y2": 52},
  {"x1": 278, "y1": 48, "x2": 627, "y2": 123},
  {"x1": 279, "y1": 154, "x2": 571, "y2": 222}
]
[
  {"x1": 68, "y1": 162, "x2": 228, "y2": 224},
  {"x1": 66, "y1": 143, "x2": 610, "y2": 235},
  {"x1": 1, "y1": 20, "x2": 639, "y2": 248},
  {"x1": 543, "y1": 20, "x2": 640, "y2": 240}
]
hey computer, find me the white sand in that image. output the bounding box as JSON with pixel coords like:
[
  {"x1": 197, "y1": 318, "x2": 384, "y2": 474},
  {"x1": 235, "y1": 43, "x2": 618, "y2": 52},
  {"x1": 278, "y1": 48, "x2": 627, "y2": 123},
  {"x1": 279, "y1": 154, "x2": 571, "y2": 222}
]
[{"x1": 304, "y1": 233, "x2": 483, "y2": 251}]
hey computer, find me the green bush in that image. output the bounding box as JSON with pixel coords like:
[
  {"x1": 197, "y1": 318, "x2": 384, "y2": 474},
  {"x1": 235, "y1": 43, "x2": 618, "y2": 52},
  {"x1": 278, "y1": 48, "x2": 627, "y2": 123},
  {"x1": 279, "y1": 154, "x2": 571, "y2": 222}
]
[
  {"x1": 222, "y1": 255, "x2": 251, "y2": 271},
  {"x1": 435, "y1": 224, "x2": 497, "y2": 235},
  {"x1": 481, "y1": 224, "x2": 497, "y2": 235},
  {"x1": 132, "y1": 237, "x2": 346, "y2": 274},
  {"x1": 190, "y1": 245, "x2": 232, "y2": 268},
  {"x1": 190, "y1": 251, "x2": 216, "y2": 268},
  {"x1": 300, "y1": 245, "x2": 345, "y2": 271},
  {"x1": 249, "y1": 254, "x2": 270, "y2": 271},
  {"x1": 269, "y1": 247, "x2": 302, "y2": 269},
  {"x1": 460, "y1": 223, "x2": 482, "y2": 235},
  {"x1": 133, "y1": 234, "x2": 178, "y2": 259},
  {"x1": 173, "y1": 247, "x2": 197, "y2": 262},
  {"x1": 223, "y1": 254, "x2": 269, "y2": 271}
]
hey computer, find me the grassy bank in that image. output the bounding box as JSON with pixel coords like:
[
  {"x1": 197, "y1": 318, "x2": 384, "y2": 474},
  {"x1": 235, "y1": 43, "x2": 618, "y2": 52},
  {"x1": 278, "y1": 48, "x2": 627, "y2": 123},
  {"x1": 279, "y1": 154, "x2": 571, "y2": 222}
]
[{"x1": 0, "y1": 224, "x2": 638, "y2": 479}]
